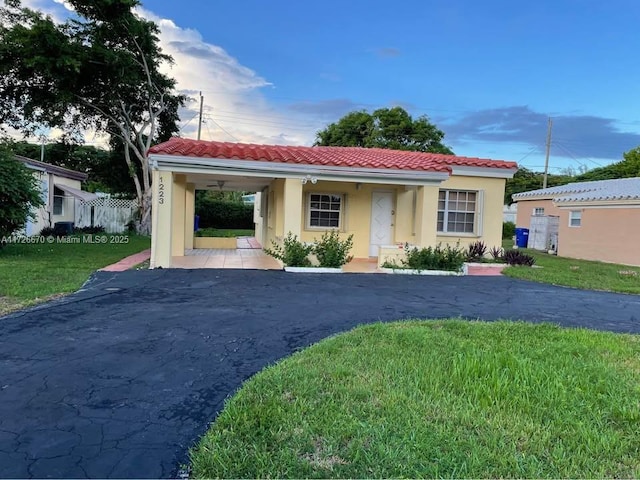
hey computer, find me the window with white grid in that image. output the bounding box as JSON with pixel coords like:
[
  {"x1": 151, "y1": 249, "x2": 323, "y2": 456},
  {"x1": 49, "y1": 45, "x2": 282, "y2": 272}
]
[
  {"x1": 569, "y1": 210, "x2": 582, "y2": 227},
  {"x1": 534, "y1": 207, "x2": 545, "y2": 216},
  {"x1": 437, "y1": 190, "x2": 477, "y2": 233},
  {"x1": 307, "y1": 193, "x2": 343, "y2": 228}
]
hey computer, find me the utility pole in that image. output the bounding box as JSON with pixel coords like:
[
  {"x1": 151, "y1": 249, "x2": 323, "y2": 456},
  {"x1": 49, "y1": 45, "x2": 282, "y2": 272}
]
[
  {"x1": 542, "y1": 117, "x2": 553, "y2": 189},
  {"x1": 40, "y1": 135, "x2": 46, "y2": 162},
  {"x1": 197, "y1": 91, "x2": 204, "y2": 141}
]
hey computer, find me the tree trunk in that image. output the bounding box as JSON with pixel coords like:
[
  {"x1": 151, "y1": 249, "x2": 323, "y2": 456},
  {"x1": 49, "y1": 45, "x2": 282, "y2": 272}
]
[{"x1": 137, "y1": 188, "x2": 153, "y2": 235}]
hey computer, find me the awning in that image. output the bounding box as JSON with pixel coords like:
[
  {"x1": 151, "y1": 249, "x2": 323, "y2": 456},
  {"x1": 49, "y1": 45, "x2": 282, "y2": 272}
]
[{"x1": 54, "y1": 183, "x2": 99, "y2": 202}]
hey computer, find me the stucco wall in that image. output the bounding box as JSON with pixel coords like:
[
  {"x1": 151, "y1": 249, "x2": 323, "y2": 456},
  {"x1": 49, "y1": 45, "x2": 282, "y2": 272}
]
[
  {"x1": 436, "y1": 175, "x2": 507, "y2": 251},
  {"x1": 299, "y1": 182, "x2": 394, "y2": 259},
  {"x1": 27, "y1": 172, "x2": 83, "y2": 233},
  {"x1": 263, "y1": 174, "x2": 507, "y2": 259},
  {"x1": 557, "y1": 206, "x2": 640, "y2": 266},
  {"x1": 515, "y1": 199, "x2": 562, "y2": 228}
]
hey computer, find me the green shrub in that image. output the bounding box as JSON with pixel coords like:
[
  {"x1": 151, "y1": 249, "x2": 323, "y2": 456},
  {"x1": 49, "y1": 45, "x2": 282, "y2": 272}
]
[
  {"x1": 263, "y1": 232, "x2": 313, "y2": 267},
  {"x1": 0, "y1": 148, "x2": 44, "y2": 239},
  {"x1": 313, "y1": 230, "x2": 354, "y2": 268},
  {"x1": 489, "y1": 246, "x2": 504, "y2": 260},
  {"x1": 195, "y1": 197, "x2": 254, "y2": 229},
  {"x1": 402, "y1": 243, "x2": 466, "y2": 271},
  {"x1": 503, "y1": 249, "x2": 536, "y2": 266},
  {"x1": 466, "y1": 241, "x2": 488, "y2": 261},
  {"x1": 502, "y1": 221, "x2": 516, "y2": 239}
]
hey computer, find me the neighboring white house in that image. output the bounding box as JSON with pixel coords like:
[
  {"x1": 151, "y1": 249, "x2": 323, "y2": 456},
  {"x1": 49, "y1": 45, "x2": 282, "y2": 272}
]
[
  {"x1": 503, "y1": 203, "x2": 517, "y2": 223},
  {"x1": 16, "y1": 155, "x2": 98, "y2": 235}
]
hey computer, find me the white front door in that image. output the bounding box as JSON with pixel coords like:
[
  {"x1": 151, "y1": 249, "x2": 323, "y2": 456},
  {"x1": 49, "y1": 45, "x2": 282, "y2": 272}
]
[{"x1": 369, "y1": 191, "x2": 394, "y2": 256}]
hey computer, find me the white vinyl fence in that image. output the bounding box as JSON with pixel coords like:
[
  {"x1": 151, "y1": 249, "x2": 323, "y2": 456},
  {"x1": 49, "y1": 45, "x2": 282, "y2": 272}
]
[{"x1": 75, "y1": 198, "x2": 138, "y2": 233}]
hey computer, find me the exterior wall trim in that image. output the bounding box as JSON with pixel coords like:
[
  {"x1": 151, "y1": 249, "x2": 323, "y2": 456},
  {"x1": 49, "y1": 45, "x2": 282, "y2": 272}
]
[
  {"x1": 149, "y1": 154, "x2": 450, "y2": 185},
  {"x1": 450, "y1": 165, "x2": 517, "y2": 179}
]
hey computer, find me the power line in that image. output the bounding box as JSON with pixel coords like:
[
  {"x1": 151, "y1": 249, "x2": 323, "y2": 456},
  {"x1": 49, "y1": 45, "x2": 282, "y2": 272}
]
[
  {"x1": 553, "y1": 141, "x2": 605, "y2": 168},
  {"x1": 204, "y1": 115, "x2": 238, "y2": 142}
]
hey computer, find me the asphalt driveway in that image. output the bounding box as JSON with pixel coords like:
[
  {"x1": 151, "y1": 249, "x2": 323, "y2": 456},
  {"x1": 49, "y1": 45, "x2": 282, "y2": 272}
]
[{"x1": 1, "y1": 269, "x2": 639, "y2": 478}]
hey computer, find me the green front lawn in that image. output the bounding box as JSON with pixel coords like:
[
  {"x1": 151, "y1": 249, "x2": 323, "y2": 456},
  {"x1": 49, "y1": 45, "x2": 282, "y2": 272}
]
[
  {"x1": 191, "y1": 320, "x2": 640, "y2": 479},
  {"x1": 195, "y1": 228, "x2": 255, "y2": 238},
  {"x1": 502, "y1": 242, "x2": 640, "y2": 294},
  {"x1": 0, "y1": 234, "x2": 150, "y2": 315}
]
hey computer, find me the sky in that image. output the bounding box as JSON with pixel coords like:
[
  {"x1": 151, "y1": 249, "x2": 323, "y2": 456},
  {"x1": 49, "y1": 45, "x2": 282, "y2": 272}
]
[{"x1": 18, "y1": 0, "x2": 640, "y2": 173}]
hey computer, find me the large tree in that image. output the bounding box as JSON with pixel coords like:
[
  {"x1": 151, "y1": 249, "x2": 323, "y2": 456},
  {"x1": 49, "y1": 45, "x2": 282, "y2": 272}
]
[
  {"x1": 0, "y1": 0, "x2": 185, "y2": 233},
  {"x1": 0, "y1": 147, "x2": 43, "y2": 240},
  {"x1": 315, "y1": 107, "x2": 454, "y2": 154}
]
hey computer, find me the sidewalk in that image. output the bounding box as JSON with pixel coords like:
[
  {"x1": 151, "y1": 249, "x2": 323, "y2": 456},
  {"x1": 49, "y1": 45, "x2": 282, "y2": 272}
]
[{"x1": 99, "y1": 249, "x2": 151, "y2": 272}]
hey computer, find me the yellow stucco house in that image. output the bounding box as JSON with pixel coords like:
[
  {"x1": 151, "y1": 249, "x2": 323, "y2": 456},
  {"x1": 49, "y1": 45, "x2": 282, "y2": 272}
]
[
  {"x1": 147, "y1": 138, "x2": 518, "y2": 268},
  {"x1": 17, "y1": 155, "x2": 98, "y2": 235}
]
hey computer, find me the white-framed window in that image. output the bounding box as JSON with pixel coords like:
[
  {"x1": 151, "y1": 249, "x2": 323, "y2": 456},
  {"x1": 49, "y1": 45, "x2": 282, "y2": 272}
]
[
  {"x1": 534, "y1": 207, "x2": 545, "y2": 216},
  {"x1": 53, "y1": 187, "x2": 64, "y2": 215},
  {"x1": 437, "y1": 190, "x2": 477, "y2": 234},
  {"x1": 307, "y1": 193, "x2": 343, "y2": 228},
  {"x1": 569, "y1": 210, "x2": 582, "y2": 227}
]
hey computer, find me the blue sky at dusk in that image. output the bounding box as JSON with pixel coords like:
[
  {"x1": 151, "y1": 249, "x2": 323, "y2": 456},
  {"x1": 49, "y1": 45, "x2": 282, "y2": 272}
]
[{"x1": 26, "y1": 0, "x2": 640, "y2": 172}]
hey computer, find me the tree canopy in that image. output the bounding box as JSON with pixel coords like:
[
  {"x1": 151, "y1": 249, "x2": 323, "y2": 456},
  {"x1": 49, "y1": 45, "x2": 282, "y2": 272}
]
[
  {"x1": 0, "y1": 147, "x2": 43, "y2": 240},
  {"x1": 0, "y1": 0, "x2": 185, "y2": 232},
  {"x1": 315, "y1": 107, "x2": 454, "y2": 154}
]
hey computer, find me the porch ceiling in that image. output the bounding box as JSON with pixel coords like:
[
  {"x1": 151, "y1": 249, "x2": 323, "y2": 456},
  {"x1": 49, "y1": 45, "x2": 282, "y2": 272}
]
[{"x1": 185, "y1": 173, "x2": 274, "y2": 191}]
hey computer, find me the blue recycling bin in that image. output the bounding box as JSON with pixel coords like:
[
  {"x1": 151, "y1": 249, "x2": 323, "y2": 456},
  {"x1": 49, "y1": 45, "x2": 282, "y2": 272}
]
[
  {"x1": 194, "y1": 215, "x2": 200, "y2": 232},
  {"x1": 515, "y1": 228, "x2": 529, "y2": 248}
]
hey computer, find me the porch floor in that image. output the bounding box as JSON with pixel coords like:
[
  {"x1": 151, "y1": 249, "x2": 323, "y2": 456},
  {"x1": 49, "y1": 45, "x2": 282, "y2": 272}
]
[{"x1": 170, "y1": 237, "x2": 382, "y2": 272}]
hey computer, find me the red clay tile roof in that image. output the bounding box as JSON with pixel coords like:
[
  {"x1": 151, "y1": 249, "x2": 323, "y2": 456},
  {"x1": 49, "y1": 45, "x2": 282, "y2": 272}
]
[{"x1": 148, "y1": 138, "x2": 517, "y2": 172}]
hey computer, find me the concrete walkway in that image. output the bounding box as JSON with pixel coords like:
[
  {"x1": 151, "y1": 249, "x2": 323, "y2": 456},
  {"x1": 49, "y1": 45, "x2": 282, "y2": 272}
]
[
  {"x1": 99, "y1": 249, "x2": 151, "y2": 272},
  {"x1": 1, "y1": 270, "x2": 639, "y2": 478}
]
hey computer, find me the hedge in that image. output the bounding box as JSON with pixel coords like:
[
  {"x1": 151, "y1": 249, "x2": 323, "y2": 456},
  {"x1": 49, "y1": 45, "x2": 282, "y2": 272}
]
[{"x1": 195, "y1": 198, "x2": 254, "y2": 229}]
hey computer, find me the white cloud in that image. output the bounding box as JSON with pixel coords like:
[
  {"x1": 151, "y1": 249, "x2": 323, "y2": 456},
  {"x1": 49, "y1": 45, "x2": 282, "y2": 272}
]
[
  {"x1": 20, "y1": 0, "x2": 69, "y2": 22},
  {"x1": 14, "y1": 2, "x2": 326, "y2": 147},
  {"x1": 138, "y1": 7, "x2": 320, "y2": 146}
]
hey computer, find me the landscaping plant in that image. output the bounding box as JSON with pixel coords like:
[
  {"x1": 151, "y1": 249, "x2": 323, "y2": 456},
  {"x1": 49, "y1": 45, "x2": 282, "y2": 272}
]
[
  {"x1": 489, "y1": 246, "x2": 504, "y2": 261},
  {"x1": 402, "y1": 243, "x2": 466, "y2": 271},
  {"x1": 0, "y1": 148, "x2": 44, "y2": 241},
  {"x1": 263, "y1": 232, "x2": 313, "y2": 267},
  {"x1": 313, "y1": 230, "x2": 354, "y2": 268},
  {"x1": 466, "y1": 241, "x2": 488, "y2": 262},
  {"x1": 503, "y1": 249, "x2": 536, "y2": 266},
  {"x1": 502, "y1": 221, "x2": 516, "y2": 239}
]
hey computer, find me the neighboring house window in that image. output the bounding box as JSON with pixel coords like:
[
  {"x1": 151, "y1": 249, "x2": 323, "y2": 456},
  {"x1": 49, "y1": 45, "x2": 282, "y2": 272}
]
[
  {"x1": 534, "y1": 207, "x2": 545, "y2": 216},
  {"x1": 569, "y1": 210, "x2": 582, "y2": 227},
  {"x1": 438, "y1": 190, "x2": 477, "y2": 233},
  {"x1": 53, "y1": 187, "x2": 64, "y2": 215},
  {"x1": 308, "y1": 193, "x2": 343, "y2": 228}
]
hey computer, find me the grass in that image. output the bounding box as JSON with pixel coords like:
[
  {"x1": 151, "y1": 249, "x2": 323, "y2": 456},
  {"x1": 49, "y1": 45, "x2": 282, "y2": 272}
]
[
  {"x1": 195, "y1": 228, "x2": 255, "y2": 238},
  {"x1": 191, "y1": 320, "x2": 640, "y2": 479},
  {"x1": 501, "y1": 239, "x2": 640, "y2": 294},
  {"x1": 0, "y1": 234, "x2": 150, "y2": 315}
]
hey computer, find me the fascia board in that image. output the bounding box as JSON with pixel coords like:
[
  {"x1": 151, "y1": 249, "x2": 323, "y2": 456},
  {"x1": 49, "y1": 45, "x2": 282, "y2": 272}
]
[
  {"x1": 450, "y1": 165, "x2": 517, "y2": 179},
  {"x1": 150, "y1": 154, "x2": 450, "y2": 185}
]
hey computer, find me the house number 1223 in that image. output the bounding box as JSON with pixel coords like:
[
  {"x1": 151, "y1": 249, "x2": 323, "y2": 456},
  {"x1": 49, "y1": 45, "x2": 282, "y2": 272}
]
[{"x1": 158, "y1": 177, "x2": 165, "y2": 205}]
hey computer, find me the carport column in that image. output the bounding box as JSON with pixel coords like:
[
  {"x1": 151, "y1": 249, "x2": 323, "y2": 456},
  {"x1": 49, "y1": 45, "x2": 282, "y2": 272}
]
[
  {"x1": 282, "y1": 178, "x2": 303, "y2": 238},
  {"x1": 184, "y1": 183, "x2": 195, "y2": 250},
  {"x1": 414, "y1": 185, "x2": 439, "y2": 248},
  {"x1": 151, "y1": 169, "x2": 173, "y2": 268},
  {"x1": 171, "y1": 174, "x2": 187, "y2": 257}
]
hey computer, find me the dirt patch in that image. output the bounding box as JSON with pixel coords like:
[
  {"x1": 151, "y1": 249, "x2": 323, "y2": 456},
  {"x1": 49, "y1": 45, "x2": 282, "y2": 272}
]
[{"x1": 301, "y1": 437, "x2": 348, "y2": 471}]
